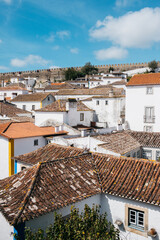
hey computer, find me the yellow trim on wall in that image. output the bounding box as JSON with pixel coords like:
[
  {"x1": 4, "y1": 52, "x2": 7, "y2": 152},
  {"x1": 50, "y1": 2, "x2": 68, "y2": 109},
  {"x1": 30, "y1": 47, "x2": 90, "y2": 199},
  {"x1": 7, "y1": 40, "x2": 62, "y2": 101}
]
[
  {"x1": 8, "y1": 139, "x2": 14, "y2": 176},
  {"x1": 40, "y1": 101, "x2": 42, "y2": 108}
]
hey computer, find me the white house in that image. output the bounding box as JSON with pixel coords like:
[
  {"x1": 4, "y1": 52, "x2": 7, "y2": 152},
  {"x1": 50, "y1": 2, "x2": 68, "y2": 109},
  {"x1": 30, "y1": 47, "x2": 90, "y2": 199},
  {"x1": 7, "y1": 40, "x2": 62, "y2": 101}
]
[
  {"x1": 126, "y1": 73, "x2": 160, "y2": 132},
  {"x1": 0, "y1": 121, "x2": 67, "y2": 179},
  {"x1": 0, "y1": 149, "x2": 160, "y2": 240},
  {"x1": 44, "y1": 82, "x2": 77, "y2": 93},
  {"x1": 82, "y1": 90, "x2": 125, "y2": 128},
  {"x1": 0, "y1": 100, "x2": 32, "y2": 121},
  {"x1": 56, "y1": 87, "x2": 124, "y2": 101},
  {"x1": 0, "y1": 85, "x2": 28, "y2": 100},
  {"x1": 11, "y1": 92, "x2": 55, "y2": 112},
  {"x1": 35, "y1": 99, "x2": 94, "y2": 127}
]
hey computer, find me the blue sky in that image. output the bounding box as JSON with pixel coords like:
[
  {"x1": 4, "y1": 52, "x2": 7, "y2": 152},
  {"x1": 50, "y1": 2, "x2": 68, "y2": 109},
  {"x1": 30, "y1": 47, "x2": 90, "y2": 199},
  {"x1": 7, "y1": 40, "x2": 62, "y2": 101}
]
[{"x1": 0, "y1": 0, "x2": 160, "y2": 72}]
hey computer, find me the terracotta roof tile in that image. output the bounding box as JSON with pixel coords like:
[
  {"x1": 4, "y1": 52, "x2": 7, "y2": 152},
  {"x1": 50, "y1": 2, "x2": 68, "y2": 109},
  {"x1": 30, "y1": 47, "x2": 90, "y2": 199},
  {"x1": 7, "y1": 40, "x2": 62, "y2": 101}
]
[
  {"x1": 94, "y1": 131, "x2": 140, "y2": 154},
  {"x1": 127, "y1": 73, "x2": 160, "y2": 86},
  {"x1": 45, "y1": 82, "x2": 78, "y2": 90},
  {"x1": 11, "y1": 93, "x2": 55, "y2": 102},
  {"x1": 35, "y1": 99, "x2": 93, "y2": 112},
  {"x1": 14, "y1": 143, "x2": 86, "y2": 165},
  {"x1": 0, "y1": 122, "x2": 67, "y2": 139},
  {"x1": 0, "y1": 101, "x2": 30, "y2": 117},
  {"x1": 128, "y1": 130, "x2": 160, "y2": 148},
  {"x1": 0, "y1": 153, "x2": 101, "y2": 225},
  {"x1": 1, "y1": 149, "x2": 160, "y2": 225},
  {"x1": 57, "y1": 87, "x2": 124, "y2": 96}
]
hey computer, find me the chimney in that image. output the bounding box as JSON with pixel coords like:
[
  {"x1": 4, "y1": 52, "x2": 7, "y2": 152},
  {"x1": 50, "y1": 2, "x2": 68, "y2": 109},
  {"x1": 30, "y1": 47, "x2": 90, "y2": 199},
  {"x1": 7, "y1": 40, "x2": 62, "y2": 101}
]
[
  {"x1": 66, "y1": 98, "x2": 77, "y2": 111},
  {"x1": 109, "y1": 89, "x2": 114, "y2": 97}
]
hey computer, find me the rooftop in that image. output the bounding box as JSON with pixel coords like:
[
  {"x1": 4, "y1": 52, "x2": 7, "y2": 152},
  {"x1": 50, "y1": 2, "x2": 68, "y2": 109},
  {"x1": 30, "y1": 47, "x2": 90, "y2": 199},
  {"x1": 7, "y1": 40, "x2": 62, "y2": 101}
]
[
  {"x1": 45, "y1": 82, "x2": 78, "y2": 90},
  {"x1": 11, "y1": 93, "x2": 55, "y2": 102},
  {"x1": 14, "y1": 143, "x2": 86, "y2": 165},
  {"x1": 57, "y1": 87, "x2": 124, "y2": 96},
  {"x1": 94, "y1": 131, "x2": 140, "y2": 154},
  {"x1": 36, "y1": 99, "x2": 93, "y2": 112},
  {"x1": 0, "y1": 101, "x2": 30, "y2": 117},
  {"x1": 1, "y1": 148, "x2": 160, "y2": 225},
  {"x1": 0, "y1": 122, "x2": 67, "y2": 139},
  {"x1": 127, "y1": 73, "x2": 160, "y2": 86}
]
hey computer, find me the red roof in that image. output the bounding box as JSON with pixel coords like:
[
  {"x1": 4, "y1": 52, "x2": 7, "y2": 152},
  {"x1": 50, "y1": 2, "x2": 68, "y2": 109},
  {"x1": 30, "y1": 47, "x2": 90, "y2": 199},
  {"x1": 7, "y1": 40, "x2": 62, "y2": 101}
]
[
  {"x1": 127, "y1": 73, "x2": 160, "y2": 86},
  {"x1": 0, "y1": 122, "x2": 67, "y2": 139}
]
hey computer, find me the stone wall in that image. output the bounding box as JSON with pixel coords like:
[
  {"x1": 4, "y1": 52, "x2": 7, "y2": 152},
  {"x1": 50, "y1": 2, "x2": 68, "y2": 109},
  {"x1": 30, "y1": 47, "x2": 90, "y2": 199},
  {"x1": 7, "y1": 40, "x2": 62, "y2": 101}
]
[{"x1": 0, "y1": 61, "x2": 159, "y2": 83}]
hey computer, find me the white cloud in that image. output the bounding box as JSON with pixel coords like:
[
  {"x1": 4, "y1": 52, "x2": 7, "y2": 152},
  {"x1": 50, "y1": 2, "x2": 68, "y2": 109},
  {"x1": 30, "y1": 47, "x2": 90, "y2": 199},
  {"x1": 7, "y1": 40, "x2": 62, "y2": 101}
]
[
  {"x1": 57, "y1": 31, "x2": 70, "y2": 40},
  {"x1": 94, "y1": 47, "x2": 128, "y2": 60},
  {"x1": 90, "y1": 8, "x2": 160, "y2": 48},
  {"x1": 11, "y1": 55, "x2": 49, "y2": 67},
  {"x1": 70, "y1": 48, "x2": 79, "y2": 54},
  {"x1": 0, "y1": 66, "x2": 8, "y2": 70},
  {"x1": 52, "y1": 45, "x2": 60, "y2": 50},
  {"x1": 1, "y1": 0, "x2": 12, "y2": 4},
  {"x1": 46, "y1": 33, "x2": 54, "y2": 42},
  {"x1": 49, "y1": 65, "x2": 60, "y2": 69}
]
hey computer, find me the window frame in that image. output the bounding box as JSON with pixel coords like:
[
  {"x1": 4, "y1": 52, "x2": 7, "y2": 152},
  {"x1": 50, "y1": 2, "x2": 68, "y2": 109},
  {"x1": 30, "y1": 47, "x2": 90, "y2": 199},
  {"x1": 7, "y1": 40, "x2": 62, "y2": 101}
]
[
  {"x1": 96, "y1": 100, "x2": 99, "y2": 105},
  {"x1": 146, "y1": 87, "x2": 153, "y2": 95},
  {"x1": 142, "y1": 149, "x2": 152, "y2": 159},
  {"x1": 128, "y1": 208, "x2": 144, "y2": 230},
  {"x1": 34, "y1": 139, "x2": 38, "y2": 146},
  {"x1": 105, "y1": 100, "x2": 108, "y2": 105},
  {"x1": 80, "y1": 113, "x2": 84, "y2": 121},
  {"x1": 22, "y1": 105, "x2": 26, "y2": 110},
  {"x1": 125, "y1": 204, "x2": 148, "y2": 237}
]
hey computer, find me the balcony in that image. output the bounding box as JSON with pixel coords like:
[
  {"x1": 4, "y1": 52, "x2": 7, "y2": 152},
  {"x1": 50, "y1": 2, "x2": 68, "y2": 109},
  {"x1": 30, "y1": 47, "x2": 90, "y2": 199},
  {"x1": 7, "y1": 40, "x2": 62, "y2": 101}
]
[{"x1": 144, "y1": 115, "x2": 155, "y2": 123}]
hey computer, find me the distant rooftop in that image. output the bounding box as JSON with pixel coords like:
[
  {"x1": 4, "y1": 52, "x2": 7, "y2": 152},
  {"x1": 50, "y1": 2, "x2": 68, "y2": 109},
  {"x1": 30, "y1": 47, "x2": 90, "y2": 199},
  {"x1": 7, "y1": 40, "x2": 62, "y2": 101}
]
[{"x1": 127, "y1": 73, "x2": 160, "y2": 86}]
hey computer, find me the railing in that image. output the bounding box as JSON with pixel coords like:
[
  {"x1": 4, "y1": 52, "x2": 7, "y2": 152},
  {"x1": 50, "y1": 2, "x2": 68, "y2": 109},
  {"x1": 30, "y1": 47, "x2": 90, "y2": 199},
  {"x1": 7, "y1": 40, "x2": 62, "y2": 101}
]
[{"x1": 144, "y1": 115, "x2": 155, "y2": 123}]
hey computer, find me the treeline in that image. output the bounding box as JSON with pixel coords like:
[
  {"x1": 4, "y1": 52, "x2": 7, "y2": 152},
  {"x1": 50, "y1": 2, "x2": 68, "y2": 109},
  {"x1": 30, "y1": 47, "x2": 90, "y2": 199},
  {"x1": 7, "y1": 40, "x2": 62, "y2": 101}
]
[{"x1": 64, "y1": 62, "x2": 98, "y2": 80}]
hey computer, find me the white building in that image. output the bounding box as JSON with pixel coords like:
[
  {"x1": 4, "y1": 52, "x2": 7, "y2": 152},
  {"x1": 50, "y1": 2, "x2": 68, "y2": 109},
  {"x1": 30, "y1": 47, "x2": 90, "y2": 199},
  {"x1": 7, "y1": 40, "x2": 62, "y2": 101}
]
[
  {"x1": 35, "y1": 99, "x2": 94, "y2": 127},
  {"x1": 11, "y1": 92, "x2": 55, "y2": 112},
  {"x1": 0, "y1": 148, "x2": 160, "y2": 240},
  {"x1": 0, "y1": 85, "x2": 28, "y2": 100},
  {"x1": 126, "y1": 73, "x2": 160, "y2": 132},
  {"x1": 82, "y1": 90, "x2": 125, "y2": 128},
  {"x1": 0, "y1": 121, "x2": 67, "y2": 179}
]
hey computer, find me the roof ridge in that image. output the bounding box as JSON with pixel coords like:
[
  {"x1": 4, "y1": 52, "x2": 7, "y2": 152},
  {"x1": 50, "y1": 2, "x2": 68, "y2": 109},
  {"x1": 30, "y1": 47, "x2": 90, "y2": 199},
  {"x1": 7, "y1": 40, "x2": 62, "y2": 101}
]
[
  {"x1": 11, "y1": 163, "x2": 42, "y2": 225},
  {"x1": 2, "y1": 122, "x2": 13, "y2": 133},
  {"x1": 40, "y1": 152, "x2": 91, "y2": 165}
]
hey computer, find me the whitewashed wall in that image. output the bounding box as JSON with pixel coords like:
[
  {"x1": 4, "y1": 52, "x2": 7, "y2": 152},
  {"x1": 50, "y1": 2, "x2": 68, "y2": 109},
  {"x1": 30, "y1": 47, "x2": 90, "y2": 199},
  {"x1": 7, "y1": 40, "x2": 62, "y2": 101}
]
[
  {"x1": 14, "y1": 136, "x2": 46, "y2": 156},
  {"x1": 83, "y1": 97, "x2": 125, "y2": 128},
  {"x1": 26, "y1": 194, "x2": 101, "y2": 232},
  {"x1": 14, "y1": 101, "x2": 41, "y2": 112},
  {"x1": 0, "y1": 136, "x2": 9, "y2": 179},
  {"x1": 101, "y1": 193, "x2": 160, "y2": 240},
  {"x1": 0, "y1": 212, "x2": 14, "y2": 240},
  {"x1": 0, "y1": 90, "x2": 28, "y2": 99},
  {"x1": 126, "y1": 85, "x2": 160, "y2": 132},
  {"x1": 35, "y1": 112, "x2": 67, "y2": 126}
]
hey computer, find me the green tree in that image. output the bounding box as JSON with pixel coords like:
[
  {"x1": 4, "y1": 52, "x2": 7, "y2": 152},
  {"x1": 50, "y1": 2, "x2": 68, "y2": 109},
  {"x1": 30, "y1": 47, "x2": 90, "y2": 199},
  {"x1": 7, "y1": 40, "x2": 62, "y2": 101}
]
[
  {"x1": 64, "y1": 68, "x2": 79, "y2": 80},
  {"x1": 148, "y1": 60, "x2": 158, "y2": 72},
  {"x1": 81, "y1": 62, "x2": 98, "y2": 75},
  {"x1": 14, "y1": 205, "x2": 119, "y2": 240}
]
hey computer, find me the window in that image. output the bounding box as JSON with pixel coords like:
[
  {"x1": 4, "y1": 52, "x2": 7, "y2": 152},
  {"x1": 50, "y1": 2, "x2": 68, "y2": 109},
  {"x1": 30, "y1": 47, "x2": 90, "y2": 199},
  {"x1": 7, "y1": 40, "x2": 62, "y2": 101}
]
[
  {"x1": 105, "y1": 100, "x2": 108, "y2": 105},
  {"x1": 146, "y1": 87, "x2": 153, "y2": 94},
  {"x1": 96, "y1": 100, "x2": 99, "y2": 105},
  {"x1": 12, "y1": 93, "x2": 17, "y2": 97},
  {"x1": 128, "y1": 208, "x2": 144, "y2": 231},
  {"x1": 34, "y1": 139, "x2": 38, "y2": 146},
  {"x1": 125, "y1": 204, "x2": 148, "y2": 237},
  {"x1": 22, "y1": 105, "x2": 26, "y2": 110},
  {"x1": 21, "y1": 166, "x2": 26, "y2": 171},
  {"x1": 144, "y1": 126, "x2": 152, "y2": 132},
  {"x1": 144, "y1": 107, "x2": 155, "y2": 123},
  {"x1": 4, "y1": 93, "x2": 7, "y2": 96},
  {"x1": 32, "y1": 105, "x2": 35, "y2": 110},
  {"x1": 143, "y1": 150, "x2": 152, "y2": 159},
  {"x1": 80, "y1": 113, "x2": 84, "y2": 121},
  {"x1": 137, "y1": 150, "x2": 141, "y2": 158},
  {"x1": 48, "y1": 96, "x2": 50, "y2": 101},
  {"x1": 156, "y1": 151, "x2": 160, "y2": 161},
  {"x1": 133, "y1": 152, "x2": 136, "y2": 158}
]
